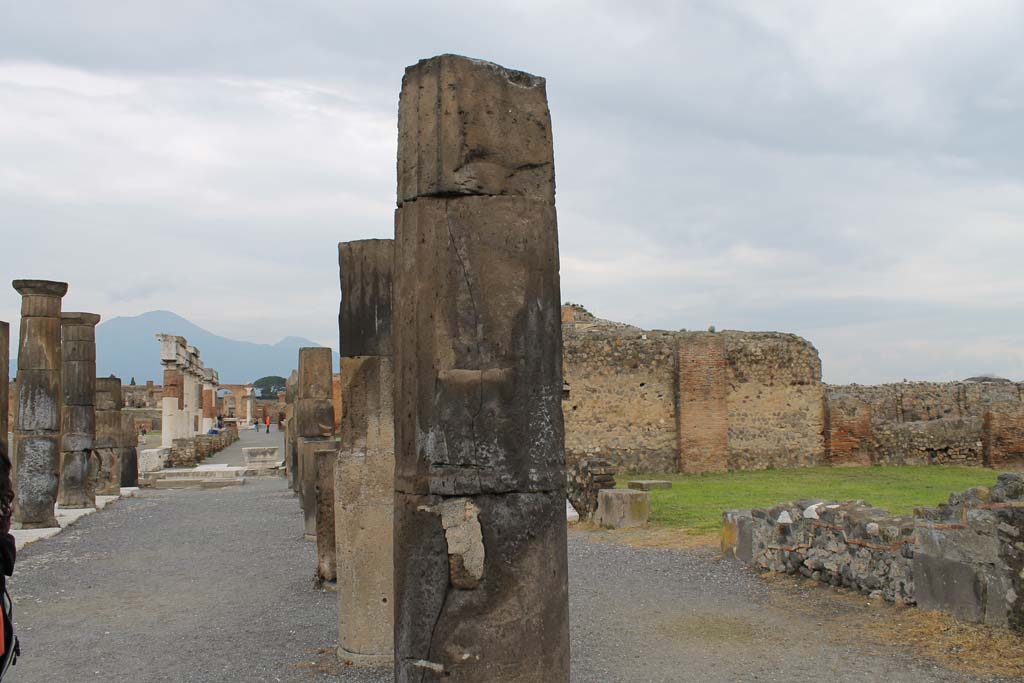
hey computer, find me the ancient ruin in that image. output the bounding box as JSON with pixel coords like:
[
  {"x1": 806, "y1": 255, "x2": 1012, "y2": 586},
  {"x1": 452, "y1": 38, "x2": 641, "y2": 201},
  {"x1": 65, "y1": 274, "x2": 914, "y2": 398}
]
[
  {"x1": 1, "y1": 321, "x2": 8, "y2": 480},
  {"x1": 12, "y1": 279, "x2": 68, "y2": 528},
  {"x1": 562, "y1": 304, "x2": 1024, "y2": 474},
  {"x1": 94, "y1": 377, "x2": 123, "y2": 496},
  {"x1": 335, "y1": 239, "x2": 394, "y2": 664},
  {"x1": 57, "y1": 312, "x2": 101, "y2": 508},
  {"x1": 294, "y1": 347, "x2": 333, "y2": 541},
  {"x1": 156, "y1": 334, "x2": 220, "y2": 447},
  {"x1": 393, "y1": 54, "x2": 570, "y2": 681},
  {"x1": 724, "y1": 472, "x2": 1024, "y2": 632}
]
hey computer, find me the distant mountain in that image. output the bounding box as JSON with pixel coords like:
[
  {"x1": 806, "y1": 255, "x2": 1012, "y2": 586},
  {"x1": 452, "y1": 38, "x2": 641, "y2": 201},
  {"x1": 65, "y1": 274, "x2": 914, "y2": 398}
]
[{"x1": 87, "y1": 310, "x2": 338, "y2": 385}]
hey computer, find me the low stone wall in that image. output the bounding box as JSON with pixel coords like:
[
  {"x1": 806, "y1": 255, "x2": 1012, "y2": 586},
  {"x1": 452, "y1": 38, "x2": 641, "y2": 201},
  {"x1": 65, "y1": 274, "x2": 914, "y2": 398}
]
[
  {"x1": 722, "y1": 501, "x2": 916, "y2": 603},
  {"x1": 166, "y1": 425, "x2": 238, "y2": 468},
  {"x1": 723, "y1": 473, "x2": 1024, "y2": 632},
  {"x1": 566, "y1": 456, "x2": 616, "y2": 522}
]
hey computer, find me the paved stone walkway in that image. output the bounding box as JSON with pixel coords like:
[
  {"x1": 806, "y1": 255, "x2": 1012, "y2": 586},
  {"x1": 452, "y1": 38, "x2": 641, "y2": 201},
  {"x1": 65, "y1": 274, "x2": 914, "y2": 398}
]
[{"x1": 8, "y1": 430, "x2": 999, "y2": 682}]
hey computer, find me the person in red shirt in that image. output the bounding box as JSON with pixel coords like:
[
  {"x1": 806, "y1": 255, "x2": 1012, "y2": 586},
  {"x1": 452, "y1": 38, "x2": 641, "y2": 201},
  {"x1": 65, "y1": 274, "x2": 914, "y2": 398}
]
[{"x1": 265, "y1": 414, "x2": 271, "y2": 433}]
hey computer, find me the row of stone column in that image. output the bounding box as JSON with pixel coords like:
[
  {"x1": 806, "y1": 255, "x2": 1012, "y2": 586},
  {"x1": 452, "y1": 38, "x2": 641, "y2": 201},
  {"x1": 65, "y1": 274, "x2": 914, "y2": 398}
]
[
  {"x1": 156, "y1": 334, "x2": 220, "y2": 449},
  {"x1": 5, "y1": 280, "x2": 139, "y2": 529},
  {"x1": 288, "y1": 54, "x2": 570, "y2": 682}
]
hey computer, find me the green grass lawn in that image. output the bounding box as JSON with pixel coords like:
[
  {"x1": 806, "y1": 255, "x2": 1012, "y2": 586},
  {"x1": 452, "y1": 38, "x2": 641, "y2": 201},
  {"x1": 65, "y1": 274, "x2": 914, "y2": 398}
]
[{"x1": 621, "y1": 466, "x2": 1001, "y2": 535}]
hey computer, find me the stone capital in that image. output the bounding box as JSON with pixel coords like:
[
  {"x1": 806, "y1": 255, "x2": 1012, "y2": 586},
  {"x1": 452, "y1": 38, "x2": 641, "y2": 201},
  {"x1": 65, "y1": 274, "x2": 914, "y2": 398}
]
[
  {"x1": 12, "y1": 279, "x2": 69, "y2": 297},
  {"x1": 61, "y1": 312, "x2": 101, "y2": 327}
]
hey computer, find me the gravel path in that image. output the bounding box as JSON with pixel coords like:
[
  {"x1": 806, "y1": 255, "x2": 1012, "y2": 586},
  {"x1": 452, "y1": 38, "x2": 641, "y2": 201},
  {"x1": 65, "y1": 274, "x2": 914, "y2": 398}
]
[{"x1": 7, "y1": 430, "x2": 1001, "y2": 682}]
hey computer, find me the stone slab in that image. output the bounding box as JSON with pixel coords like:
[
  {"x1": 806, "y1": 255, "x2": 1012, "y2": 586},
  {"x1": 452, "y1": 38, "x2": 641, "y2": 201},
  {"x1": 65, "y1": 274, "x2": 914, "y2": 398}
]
[
  {"x1": 628, "y1": 480, "x2": 672, "y2": 491},
  {"x1": 566, "y1": 499, "x2": 579, "y2": 523},
  {"x1": 139, "y1": 448, "x2": 168, "y2": 473},
  {"x1": 594, "y1": 489, "x2": 650, "y2": 528},
  {"x1": 913, "y1": 554, "x2": 985, "y2": 623},
  {"x1": 12, "y1": 526, "x2": 61, "y2": 550}
]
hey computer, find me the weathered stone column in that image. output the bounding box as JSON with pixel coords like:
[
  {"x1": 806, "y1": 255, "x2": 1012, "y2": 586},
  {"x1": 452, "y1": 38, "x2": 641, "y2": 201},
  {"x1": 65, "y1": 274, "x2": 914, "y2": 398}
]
[
  {"x1": 393, "y1": 55, "x2": 569, "y2": 681},
  {"x1": 201, "y1": 367, "x2": 218, "y2": 433},
  {"x1": 160, "y1": 366, "x2": 182, "y2": 449},
  {"x1": 336, "y1": 239, "x2": 395, "y2": 664},
  {"x1": 285, "y1": 370, "x2": 298, "y2": 493},
  {"x1": 94, "y1": 377, "x2": 123, "y2": 496},
  {"x1": 58, "y1": 312, "x2": 100, "y2": 509},
  {"x1": 295, "y1": 347, "x2": 334, "y2": 540},
  {"x1": 315, "y1": 450, "x2": 336, "y2": 587},
  {"x1": 119, "y1": 410, "x2": 138, "y2": 487},
  {"x1": 12, "y1": 279, "x2": 68, "y2": 528},
  {"x1": 1, "y1": 321, "x2": 9, "y2": 482}
]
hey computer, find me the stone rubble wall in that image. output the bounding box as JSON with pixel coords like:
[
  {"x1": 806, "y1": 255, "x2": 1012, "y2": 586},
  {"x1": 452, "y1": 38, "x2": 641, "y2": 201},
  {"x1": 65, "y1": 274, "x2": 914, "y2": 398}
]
[
  {"x1": 826, "y1": 381, "x2": 1024, "y2": 466},
  {"x1": 565, "y1": 456, "x2": 616, "y2": 522},
  {"x1": 983, "y1": 407, "x2": 1024, "y2": 467},
  {"x1": 562, "y1": 305, "x2": 825, "y2": 474},
  {"x1": 166, "y1": 424, "x2": 238, "y2": 468},
  {"x1": 562, "y1": 304, "x2": 1024, "y2": 474},
  {"x1": 723, "y1": 473, "x2": 1024, "y2": 632}
]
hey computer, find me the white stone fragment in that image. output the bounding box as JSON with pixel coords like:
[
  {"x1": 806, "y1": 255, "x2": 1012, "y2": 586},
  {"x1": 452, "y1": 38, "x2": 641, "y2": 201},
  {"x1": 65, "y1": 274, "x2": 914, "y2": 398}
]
[{"x1": 566, "y1": 500, "x2": 580, "y2": 522}]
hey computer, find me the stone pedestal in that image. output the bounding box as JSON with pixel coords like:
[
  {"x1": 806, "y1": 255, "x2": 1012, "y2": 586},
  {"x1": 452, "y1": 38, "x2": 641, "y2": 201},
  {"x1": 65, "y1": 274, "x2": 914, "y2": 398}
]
[
  {"x1": 58, "y1": 312, "x2": 100, "y2": 509},
  {"x1": 593, "y1": 489, "x2": 650, "y2": 528},
  {"x1": 94, "y1": 377, "x2": 123, "y2": 496},
  {"x1": 392, "y1": 55, "x2": 569, "y2": 682},
  {"x1": 12, "y1": 279, "x2": 68, "y2": 529},
  {"x1": 336, "y1": 238, "x2": 396, "y2": 664}
]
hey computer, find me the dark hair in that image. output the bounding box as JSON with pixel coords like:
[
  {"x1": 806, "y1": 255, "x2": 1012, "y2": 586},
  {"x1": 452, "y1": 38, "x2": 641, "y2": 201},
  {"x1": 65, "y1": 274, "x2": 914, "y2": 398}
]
[{"x1": 0, "y1": 442, "x2": 13, "y2": 524}]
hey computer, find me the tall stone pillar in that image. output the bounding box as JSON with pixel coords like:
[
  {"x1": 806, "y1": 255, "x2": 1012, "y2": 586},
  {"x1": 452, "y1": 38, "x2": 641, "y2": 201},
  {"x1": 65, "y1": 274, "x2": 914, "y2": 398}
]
[
  {"x1": 295, "y1": 348, "x2": 334, "y2": 540},
  {"x1": 246, "y1": 389, "x2": 256, "y2": 427},
  {"x1": 315, "y1": 450, "x2": 335, "y2": 587},
  {"x1": 1, "y1": 321, "x2": 9, "y2": 485},
  {"x1": 161, "y1": 366, "x2": 182, "y2": 449},
  {"x1": 119, "y1": 411, "x2": 138, "y2": 487},
  {"x1": 12, "y1": 279, "x2": 68, "y2": 529},
  {"x1": 94, "y1": 377, "x2": 123, "y2": 496},
  {"x1": 58, "y1": 312, "x2": 100, "y2": 509},
  {"x1": 201, "y1": 368, "x2": 217, "y2": 433},
  {"x1": 393, "y1": 55, "x2": 570, "y2": 681},
  {"x1": 336, "y1": 239, "x2": 395, "y2": 664},
  {"x1": 285, "y1": 370, "x2": 298, "y2": 493}
]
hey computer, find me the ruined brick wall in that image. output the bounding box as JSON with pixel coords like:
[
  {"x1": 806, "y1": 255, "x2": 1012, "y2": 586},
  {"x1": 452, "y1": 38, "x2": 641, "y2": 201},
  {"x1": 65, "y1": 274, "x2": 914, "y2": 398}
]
[
  {"x1": 561, "y1": 305, "x2": 826, "y2": 474},
  {"x1": 563, "y1": 324, "x2": 678, "y2": 472},
  {"x1": 676, "y1": 333, "x2": 727, "y2": 473},
  {"x1": 826, "y1": 381, "x2": 1023, "y2": 466},
  {"x1": 983, "y1": 407, "x2": 1024, "y2": 467},
  {"x1": 721, "y1": 332, "x2": 825, "y2": 470}
]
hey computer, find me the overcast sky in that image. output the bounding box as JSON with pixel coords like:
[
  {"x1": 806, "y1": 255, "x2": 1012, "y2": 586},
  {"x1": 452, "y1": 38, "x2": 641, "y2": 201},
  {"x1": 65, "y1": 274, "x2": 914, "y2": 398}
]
[{"x1": 1, "y1": 1, "x2": 1022, "y2": 384}]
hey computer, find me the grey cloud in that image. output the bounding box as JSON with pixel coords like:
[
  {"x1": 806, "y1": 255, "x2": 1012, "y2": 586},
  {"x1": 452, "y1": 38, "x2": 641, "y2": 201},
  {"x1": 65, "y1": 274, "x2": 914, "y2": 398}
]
[{"x1": 1, "y1": 1, "x2": 1022, "y2": 385}]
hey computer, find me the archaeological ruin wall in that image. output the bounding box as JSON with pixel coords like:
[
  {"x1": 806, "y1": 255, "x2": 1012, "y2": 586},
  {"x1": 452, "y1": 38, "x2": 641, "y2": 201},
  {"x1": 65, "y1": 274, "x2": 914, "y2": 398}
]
[
  {"x1": 563, "y1": 305, "x2": 826, "y2": 473},
  {"x1": 826, "y1": 380, "x2": 1024, "y2": 467}
]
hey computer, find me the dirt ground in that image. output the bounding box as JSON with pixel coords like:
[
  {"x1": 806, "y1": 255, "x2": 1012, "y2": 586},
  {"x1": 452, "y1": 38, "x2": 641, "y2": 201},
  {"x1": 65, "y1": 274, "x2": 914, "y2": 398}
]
[{"x1": 8, "y1": 431, "x2": 1020, "y2": 681}]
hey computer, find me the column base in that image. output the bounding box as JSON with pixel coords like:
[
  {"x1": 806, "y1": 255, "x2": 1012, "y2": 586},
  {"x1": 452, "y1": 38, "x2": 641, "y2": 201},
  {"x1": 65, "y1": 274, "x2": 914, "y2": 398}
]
[{"x1": 336, "y1": 646, "x2": 392, "y2": 668}]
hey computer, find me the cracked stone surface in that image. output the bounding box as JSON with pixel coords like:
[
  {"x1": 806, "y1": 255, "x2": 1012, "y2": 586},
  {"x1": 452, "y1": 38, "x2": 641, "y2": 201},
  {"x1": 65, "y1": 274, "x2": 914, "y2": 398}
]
[{"x1": 393, "y1": 54, "x2": 568, "y2": 682}]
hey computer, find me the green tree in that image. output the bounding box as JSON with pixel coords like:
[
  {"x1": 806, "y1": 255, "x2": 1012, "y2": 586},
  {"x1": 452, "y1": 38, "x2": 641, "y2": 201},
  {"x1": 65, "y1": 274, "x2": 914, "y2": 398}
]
[{"x1": 253, "y1": 375, "x2": 287, "y2": 397}]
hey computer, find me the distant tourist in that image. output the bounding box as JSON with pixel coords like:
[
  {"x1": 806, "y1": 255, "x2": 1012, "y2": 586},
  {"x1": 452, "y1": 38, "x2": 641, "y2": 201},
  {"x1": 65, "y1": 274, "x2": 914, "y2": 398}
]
[{"x1": 265, "y1": 415, "x2": 271, "y2": 433}]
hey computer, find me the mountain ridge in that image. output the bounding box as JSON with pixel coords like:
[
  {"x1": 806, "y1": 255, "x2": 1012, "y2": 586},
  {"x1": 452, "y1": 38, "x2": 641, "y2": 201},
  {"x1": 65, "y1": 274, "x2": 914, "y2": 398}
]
[{"x1": 77, "y1": 310, "x2": 339, "y2": 385}]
